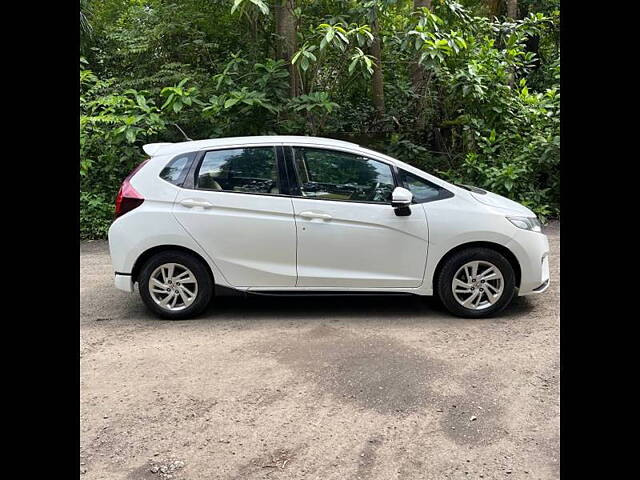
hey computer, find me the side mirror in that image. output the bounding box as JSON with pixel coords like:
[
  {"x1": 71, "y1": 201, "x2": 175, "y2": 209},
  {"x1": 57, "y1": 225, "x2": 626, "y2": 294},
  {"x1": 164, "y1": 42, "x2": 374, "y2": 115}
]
[{"x1": 391, "y1": 187, "x2": 413, "y2": 216}]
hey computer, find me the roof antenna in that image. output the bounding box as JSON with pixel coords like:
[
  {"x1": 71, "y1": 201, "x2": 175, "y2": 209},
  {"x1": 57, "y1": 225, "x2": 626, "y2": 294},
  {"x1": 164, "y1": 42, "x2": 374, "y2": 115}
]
[{"x1": 172, "y1": 123, "x2": 193, "y2": 142}]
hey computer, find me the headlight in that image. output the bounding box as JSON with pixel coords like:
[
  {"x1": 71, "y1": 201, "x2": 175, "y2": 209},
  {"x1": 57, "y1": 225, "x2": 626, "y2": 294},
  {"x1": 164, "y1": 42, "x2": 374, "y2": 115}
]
[{"x1": 507, "y1": 216, "x2": 542, "y2": 232}]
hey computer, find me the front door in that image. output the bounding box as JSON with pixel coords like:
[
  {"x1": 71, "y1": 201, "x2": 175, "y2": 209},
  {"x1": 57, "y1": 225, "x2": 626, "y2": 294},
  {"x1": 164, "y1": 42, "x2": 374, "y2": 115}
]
[
  {"x1": 288, "y1": 146, "x2": 429, "y2": 288},
  {"x1": 173, "y1": 146, "x2": 297, "y2": 288}
]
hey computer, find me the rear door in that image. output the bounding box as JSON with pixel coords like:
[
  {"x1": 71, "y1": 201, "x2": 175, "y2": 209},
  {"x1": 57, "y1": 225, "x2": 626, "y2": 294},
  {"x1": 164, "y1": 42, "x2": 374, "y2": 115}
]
[
  {"x1": 286, "y1": 146, "x2": 429, "y2": 288},
  {"x1": 173, "y1": 145, "x2": 297, "y2": 287}
]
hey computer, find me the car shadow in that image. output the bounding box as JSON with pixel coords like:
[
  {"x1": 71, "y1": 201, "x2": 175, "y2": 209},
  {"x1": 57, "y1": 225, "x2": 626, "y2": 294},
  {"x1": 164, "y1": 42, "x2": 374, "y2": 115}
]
[
  {"x1": 206, "y1": 293, "x2": 440, "y2": 318},
  {"x1": 183, "y1": 292, "x2": 537, "y2": 325},
  {"x1": 82, "y1": 285, "x2": 536, "y2": 326}
]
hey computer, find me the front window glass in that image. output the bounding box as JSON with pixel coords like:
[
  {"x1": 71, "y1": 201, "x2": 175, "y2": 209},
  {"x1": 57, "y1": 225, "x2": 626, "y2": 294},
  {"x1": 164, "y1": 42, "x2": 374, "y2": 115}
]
[
  {"x1": 292, "y1": 147, "x2": 394, "y2": 203},
  {"x1": 399, "y1": 169, "x2": 447, "y2": 203},
  {"x1": 196, "y1": 147, "x2": 279, "y2": 194}
]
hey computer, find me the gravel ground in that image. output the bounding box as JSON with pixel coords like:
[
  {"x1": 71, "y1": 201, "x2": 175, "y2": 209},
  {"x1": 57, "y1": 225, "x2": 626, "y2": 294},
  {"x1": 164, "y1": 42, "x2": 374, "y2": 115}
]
[{"x1": 80, "y1": 222, "x2": 559, "y2": 480}]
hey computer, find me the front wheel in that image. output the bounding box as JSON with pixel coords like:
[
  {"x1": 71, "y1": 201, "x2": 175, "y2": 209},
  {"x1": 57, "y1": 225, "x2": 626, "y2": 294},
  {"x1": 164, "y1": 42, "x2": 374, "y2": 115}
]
[
  {"x1": 436, "y1": 247, "x2": 516, "y2": 318},
  {"x1": 138, "y1": 250, "x2": 213, "y2": 320}
]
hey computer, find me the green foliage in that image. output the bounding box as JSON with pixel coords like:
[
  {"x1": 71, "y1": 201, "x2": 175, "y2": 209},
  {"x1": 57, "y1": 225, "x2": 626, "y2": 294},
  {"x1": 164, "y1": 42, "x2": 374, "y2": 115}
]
[
  {"x1": 160, "y1": 78, "x2": 204, "y2": 114},
  {"x1": 408, "y1": 6, "x2": 560, "y2": 219},
  {"x1": 80, "y1": 191, "x2": 114, "y2": 239},
  {"x1": 80, "y1": 65, "x2": 177, "y2": 236},
  {"x1": 231, "y1": 0, "x2": 270, "y2": 17},
  {"x1": 289, "y1": 92, "x2": 340, "y2": 134},
  {"x1": 291, "y1": 43, "x2": 317, "y2": 72},
  {"x1": 290, "y1": 92, "x2": 339, "y2": 113},
  {"x1": 349, "y1": 48, "x2": 375, "y2": 77},
  {"x1": 80, "y1": 0, "x2": 560, "y2": 238}
]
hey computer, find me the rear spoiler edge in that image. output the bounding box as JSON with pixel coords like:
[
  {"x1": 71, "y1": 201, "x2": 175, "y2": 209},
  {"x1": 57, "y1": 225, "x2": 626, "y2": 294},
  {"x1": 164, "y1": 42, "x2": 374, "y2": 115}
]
[{"x1": 142, "y1": 143, "x2": 173, "y2": 156}]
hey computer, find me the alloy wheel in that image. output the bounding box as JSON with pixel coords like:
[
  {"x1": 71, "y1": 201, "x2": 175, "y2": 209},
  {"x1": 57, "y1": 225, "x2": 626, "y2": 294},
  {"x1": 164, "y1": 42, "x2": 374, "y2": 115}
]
[
  {"x1": 148, "y1": 263, "x2": 198, "y2": 311},
  {"x1": 451, "y1": 260, "x2": 504, "y2": 310}
]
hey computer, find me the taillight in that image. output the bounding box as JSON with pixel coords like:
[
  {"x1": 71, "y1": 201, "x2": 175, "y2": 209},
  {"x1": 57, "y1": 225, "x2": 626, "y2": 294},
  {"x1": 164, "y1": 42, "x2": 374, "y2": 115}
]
[{"x1": 114, "y1": 159, "x2": 150, "y2": 219}]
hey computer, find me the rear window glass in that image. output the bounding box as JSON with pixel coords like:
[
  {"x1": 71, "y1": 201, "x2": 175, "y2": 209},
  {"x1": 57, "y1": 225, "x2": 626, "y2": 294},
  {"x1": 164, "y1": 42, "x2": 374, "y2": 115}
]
[
  {"x1": 160, "y1": 153, "x2": 196, "y2": 186},
  {"x1": 196, "y1": 147, "x2": 279, "y2": 194}
]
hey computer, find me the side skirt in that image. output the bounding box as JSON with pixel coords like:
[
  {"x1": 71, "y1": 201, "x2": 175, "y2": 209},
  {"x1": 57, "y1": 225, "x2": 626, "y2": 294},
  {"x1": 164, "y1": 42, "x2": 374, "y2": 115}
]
[{"x1": 213, "y1": 284, "x2": 421, "y2": 298}]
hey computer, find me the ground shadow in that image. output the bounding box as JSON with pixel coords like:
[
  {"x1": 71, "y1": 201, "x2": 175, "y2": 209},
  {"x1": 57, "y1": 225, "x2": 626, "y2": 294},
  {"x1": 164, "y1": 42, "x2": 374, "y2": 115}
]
[
  {"x1": 83, "y1": 279, "x2": 536, "y2": 326},
  {"x1": 186, "y1": 291, "x2": 536, "y2": 326}
]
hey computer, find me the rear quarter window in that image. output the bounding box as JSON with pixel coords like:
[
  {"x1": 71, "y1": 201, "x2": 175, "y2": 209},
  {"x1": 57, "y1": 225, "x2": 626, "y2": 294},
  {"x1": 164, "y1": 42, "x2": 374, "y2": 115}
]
[{"x1": 159, "y1": 152, "x2": 197, "y2": 186}]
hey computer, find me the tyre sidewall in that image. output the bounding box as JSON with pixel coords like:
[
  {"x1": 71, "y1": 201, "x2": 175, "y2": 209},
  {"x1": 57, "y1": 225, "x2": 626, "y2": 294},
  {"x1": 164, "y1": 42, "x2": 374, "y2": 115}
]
[
  {"x1": 437, "y1": 247, "x2": 516, "y2": 318},
  {"x1": 138, "y1": 251, "x2": 213, "y2": 320}
]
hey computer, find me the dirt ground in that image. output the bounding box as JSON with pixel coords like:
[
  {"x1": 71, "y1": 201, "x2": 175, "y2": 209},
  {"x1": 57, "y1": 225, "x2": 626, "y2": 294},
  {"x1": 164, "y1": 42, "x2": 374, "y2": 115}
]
[{"x1": 80, "y1": 222, "x2": 559, "y2": 480}]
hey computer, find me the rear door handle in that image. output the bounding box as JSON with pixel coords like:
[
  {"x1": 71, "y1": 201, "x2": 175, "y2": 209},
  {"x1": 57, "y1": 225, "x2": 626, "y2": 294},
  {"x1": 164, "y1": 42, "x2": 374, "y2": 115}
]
[
  {"x1": 297, "y1": 211, "x2": 332, "y2": 220},
  {"x1": 180, "y1": 199, "x2": 213, "y2": 208}
]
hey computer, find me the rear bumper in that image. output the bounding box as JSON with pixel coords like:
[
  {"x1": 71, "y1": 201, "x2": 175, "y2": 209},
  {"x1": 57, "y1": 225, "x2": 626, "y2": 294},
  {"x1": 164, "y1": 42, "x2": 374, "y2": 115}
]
[{"x1": 114, "y1": 273, "x2": 134, "y2": 293}]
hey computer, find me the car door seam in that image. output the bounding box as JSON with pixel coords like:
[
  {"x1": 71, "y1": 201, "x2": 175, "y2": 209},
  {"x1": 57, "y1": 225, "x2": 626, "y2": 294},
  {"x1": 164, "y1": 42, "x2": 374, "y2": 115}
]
[
  {"x1": 170, "y1": 204, "x2": 233, "y2": 287},
  {"x1": 291, "y1": 197, "x2": 300, "y2": 287}
]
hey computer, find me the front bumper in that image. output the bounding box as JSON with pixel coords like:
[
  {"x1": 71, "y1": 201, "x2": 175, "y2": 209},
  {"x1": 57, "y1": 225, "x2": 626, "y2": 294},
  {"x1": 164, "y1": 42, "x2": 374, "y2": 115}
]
[
  {"x1": 533, "y1": 254, "x2": 551, "y2": 293},
  {"x1": 114, "y1": 273, "x2": 134, "y2": 293},
  {"x1": 506, "y1": 230, "x2": 550, "y2": 296},
  {"x1": 531, "y1": 278, "x2": 550, "y2": 293}
]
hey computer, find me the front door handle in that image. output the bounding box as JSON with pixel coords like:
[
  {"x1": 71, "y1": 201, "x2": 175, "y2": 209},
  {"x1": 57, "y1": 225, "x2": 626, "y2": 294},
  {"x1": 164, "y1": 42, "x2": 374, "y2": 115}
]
[
  {"x1": 180, "y1": 199, "x2": 213, "y2": 208},
  {"x1": 297, "y1": 211, "x2": 332, "y2": 220}
]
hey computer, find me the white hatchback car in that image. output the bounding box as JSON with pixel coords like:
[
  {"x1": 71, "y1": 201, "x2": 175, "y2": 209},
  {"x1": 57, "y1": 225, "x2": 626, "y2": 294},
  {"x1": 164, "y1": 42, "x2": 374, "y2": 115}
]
[{"x1": 108, "y1": 136, "x2": 549, "y2": 319}]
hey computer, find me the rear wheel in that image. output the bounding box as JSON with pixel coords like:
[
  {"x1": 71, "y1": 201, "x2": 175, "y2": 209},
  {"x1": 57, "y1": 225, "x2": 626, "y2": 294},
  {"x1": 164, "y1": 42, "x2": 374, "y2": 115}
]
[
  {"x1": 436, "y1": 247, "x2": 516, "y2": 318},
  {"x1": 138, "y1": 250, "x2": 213, "y2": 319}
]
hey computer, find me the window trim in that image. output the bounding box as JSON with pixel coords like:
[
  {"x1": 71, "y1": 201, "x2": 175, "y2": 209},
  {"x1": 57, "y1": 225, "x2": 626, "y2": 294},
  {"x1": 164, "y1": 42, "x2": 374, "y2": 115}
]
[
  {"x1": 185, "y1": 145, "x2": 290, "y2": 198},
  {"x1": 397, "y1": 168, "x2": 455, "y2": 204},
  {"x1": 285, "y1": 145, "x2": 400, "y2": 206},
  {"x1": 282, "y1": 146, "x2": 301, "y2": 196}
]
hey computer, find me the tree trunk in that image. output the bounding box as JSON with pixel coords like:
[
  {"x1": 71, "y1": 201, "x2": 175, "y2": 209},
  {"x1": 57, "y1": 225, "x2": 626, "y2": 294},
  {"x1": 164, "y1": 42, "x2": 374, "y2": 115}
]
[
  {"x1": 275, "y1": 0, "x2": 300, "y2": 97},
  {"x1": 410, "y1": 0, "x2": 432, "y2": 130},
  {"x1": 487, "y1": 0, "x2": 501, "y2": 17},
  {"x1": 505, "y1": 0, "x2": 519, "y2": 86},
  {"x1": 370, "y1": 6, "x2": 385, "y2": 117},
  {"x1": 249, "y1": 13, "x2": 258, "y2": 44}
]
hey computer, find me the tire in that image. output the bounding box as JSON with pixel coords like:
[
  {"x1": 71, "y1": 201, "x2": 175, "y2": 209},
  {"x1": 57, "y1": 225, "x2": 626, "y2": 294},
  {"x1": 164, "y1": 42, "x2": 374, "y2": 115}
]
[
  {"x1": 436, "y1": 247, "x2": 516, "y2": 318},
  {"x1": 138, "y1": 250, "x2": 213, "y2": 320}
]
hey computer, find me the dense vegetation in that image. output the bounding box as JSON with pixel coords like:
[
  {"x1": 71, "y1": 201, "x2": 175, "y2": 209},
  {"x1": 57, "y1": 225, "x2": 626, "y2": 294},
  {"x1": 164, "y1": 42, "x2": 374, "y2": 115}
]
[{"x1": 80, "y1": 0, "x2": 560, "y2": 238}]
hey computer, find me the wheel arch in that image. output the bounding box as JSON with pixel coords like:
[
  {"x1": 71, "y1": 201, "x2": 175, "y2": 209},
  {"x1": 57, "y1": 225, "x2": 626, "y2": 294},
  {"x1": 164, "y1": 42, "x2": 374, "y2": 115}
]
[
  {"x1": 131, "y1": 245, "x2": 215, "y2": 285},
  {"x1": 432, "y1": 241, "x2": 521, "y2": 290}
]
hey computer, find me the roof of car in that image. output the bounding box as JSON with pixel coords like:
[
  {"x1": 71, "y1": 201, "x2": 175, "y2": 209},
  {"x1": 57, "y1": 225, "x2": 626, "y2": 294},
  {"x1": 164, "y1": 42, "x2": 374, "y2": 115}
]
[
  {"x1": 143, "y1": 135, "x2": 360, "y2": 157},
  {"x1": 142, "y1": 135, "x2": 462, "y2": 192}
]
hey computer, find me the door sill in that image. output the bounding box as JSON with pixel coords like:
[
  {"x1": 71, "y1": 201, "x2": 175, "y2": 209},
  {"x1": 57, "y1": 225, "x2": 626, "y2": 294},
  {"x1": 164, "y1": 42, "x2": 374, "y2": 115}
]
[{"x1": 215, "y1": 285, "x2": 419, "y2": 298}]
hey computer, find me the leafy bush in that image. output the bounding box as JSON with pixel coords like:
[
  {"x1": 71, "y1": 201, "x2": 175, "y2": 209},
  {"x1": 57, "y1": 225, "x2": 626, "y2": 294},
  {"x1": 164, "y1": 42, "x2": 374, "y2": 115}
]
[
  {"x1": 80, "y1": 62, "x2": 173, "y2": 237},
  {"x1": 80, "y1": 0, "x2": 560, "y2": 238},
  {"x1": 80, "y1": 191, "x2": 114, "y2": 239},
  {"x1": 423, "y1": 9, "x2": 560, "y2": 219}
]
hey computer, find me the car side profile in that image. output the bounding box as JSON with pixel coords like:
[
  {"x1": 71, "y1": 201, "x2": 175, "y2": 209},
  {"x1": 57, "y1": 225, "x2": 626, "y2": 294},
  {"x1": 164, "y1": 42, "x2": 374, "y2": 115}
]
[{"x1": 108, "y1": 136, "x2": 549, "y2": 319}]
